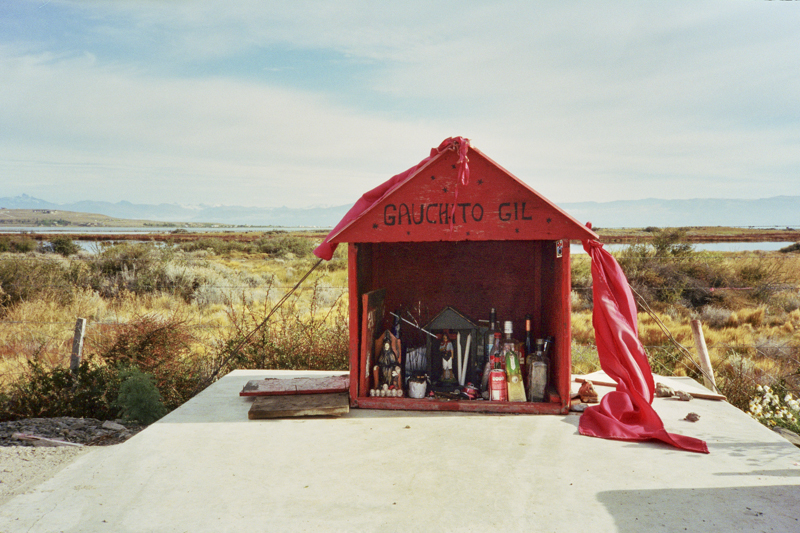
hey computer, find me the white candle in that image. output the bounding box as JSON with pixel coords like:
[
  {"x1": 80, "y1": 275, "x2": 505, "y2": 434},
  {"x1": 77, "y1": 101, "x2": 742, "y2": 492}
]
[
  {"x1": 456, "y1": 332, "x2": 463, "y2": 385},
  {"x1": 461, "y1": 333, "x2": 472, "y2": 386}
]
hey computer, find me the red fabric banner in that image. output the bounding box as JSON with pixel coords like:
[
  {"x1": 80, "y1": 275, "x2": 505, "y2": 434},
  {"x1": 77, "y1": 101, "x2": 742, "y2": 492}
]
[
  {"x1": 579, "y1": 237, "x2": 708, "y2": 453},
  {"x1": 313, "y1": 137, "x2": 470, "y2": 261}
]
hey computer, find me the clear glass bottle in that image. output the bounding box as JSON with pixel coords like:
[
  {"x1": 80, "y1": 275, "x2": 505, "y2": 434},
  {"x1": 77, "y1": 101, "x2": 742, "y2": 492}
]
[
  {"x1": 484, "y1": 308, "x2": 498, "y2": 363},
  {"x1": 481, "y1": 332, "x2": 503, "y2": 392},
  {"x1": 528, "y1": 340, "x2": 548, "y2": 402}
]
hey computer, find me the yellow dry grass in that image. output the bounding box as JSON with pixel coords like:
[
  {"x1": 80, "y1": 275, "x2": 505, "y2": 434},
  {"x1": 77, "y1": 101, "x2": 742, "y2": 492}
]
[{"x1": 0, "y1": 250, "x2": 350, "y2": 386}]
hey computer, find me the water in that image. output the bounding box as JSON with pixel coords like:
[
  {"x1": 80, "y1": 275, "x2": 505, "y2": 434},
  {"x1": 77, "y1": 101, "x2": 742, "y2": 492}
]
[
  {"x1": 3, "y1": 226, "x2": 793, "y2": 254},
  {"x1": 0, "y1": 226, "x2": 329, "y2": 235},
  {"x1": 570, "y1": 241, "x2": 797, "y2": 254}
]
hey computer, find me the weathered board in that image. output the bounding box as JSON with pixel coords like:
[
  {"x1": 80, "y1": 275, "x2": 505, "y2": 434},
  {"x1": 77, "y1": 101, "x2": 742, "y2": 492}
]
[
  {"x1": 239, "y1": 375, "x2": 349, "y2": 397},
  {"x1": 248, "y1": 392, "x2": 350, "y2": 419},
  {"x1": 328, "y1": 146, "x2": 597, "y2": 245},
  {"x1": 359, "y1": 288, "x2": 385, "y2": 398},
  {"x1": 332, "y1": 139, "x2": 597, "y2": 414},
  {"x1": 574, "y1": 371, "x2": 726, "y2": 401}
]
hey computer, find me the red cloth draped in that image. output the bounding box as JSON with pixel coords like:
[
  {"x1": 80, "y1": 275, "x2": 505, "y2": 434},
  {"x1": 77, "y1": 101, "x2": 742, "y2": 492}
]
[
  {"x1": 313, "y1": 137, "x2": 470, "y2": 261},
  {"x1": 579, "y1": 238, "x2": 709, "y2": 454}
]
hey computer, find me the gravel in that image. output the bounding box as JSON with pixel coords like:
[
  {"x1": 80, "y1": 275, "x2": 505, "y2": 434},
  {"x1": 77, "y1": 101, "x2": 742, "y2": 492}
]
[{"x1": 0, "y1": 417, "x2": 146, "y2": 506}]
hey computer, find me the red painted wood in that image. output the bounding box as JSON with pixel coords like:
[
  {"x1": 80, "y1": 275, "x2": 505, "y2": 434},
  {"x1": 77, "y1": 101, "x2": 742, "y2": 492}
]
[
  {"x1": 328, "y1": 146, "x2": 597, "y2": 246},
  {"x1": 557, "y1": 242, "x2": 572, "y2": 409},
  {"x1": 347, "y1": 244, "x2": 361, "y2": 405},
  {"x1": 355, "y1": 397, "x2": 567, "y2": 415},
  {"x1": 348, "y1": 240, "x2": 572, "y2": 412},
  {"x1": 336, "y1": 141, "x2": 588, "y2": 414},
  {"x1": 239, "y1": 375, "x2": 349, "y2": 397},
  {"x1": 359, "y1": 288, "x2": 385, "y2": 398}
]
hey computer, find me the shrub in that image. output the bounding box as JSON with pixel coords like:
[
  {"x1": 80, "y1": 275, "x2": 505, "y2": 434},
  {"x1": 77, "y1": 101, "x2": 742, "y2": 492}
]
[
  {"x1": 255, "y1": 235, "x2": 313, "y2": 258},
  {"x1": 779, "y1": 242, "x2": 800, "y2": 253},
  {"x1": 1, "y1": 360, "x2": 121, "y2": 421},
  {"x1": 51, "y1": 236, "x2": 81, "y2": 257},
  {"x1": 92, "y1": 314, "x2": 200, "y2": 409},
  {"x1": 209, "y1": 285, "x2": 349, "y2": 380},
  {"x1": 700, "y1": 306, "x2": 734, "y2": 329},
  {"x1": 11, "y1": 236, "x2": 37, "y2": 253},
  {"x1": 0, "y1": 256, "x2": 75, "y2": 311},
  {"x1": 747, "y1": 385, "x2": 800, "y2": 434},
  {"x1": 177, "y1": 238, "x2": 252, "y2": 255},
  {"x1": 113, "y1": 367, "x2": 167, "y2": 424}
]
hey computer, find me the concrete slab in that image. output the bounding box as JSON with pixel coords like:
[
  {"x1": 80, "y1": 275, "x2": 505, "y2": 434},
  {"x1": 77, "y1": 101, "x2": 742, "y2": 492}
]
[{"x1": 1, "y1": 369, "x2": 799, "y2": 532}]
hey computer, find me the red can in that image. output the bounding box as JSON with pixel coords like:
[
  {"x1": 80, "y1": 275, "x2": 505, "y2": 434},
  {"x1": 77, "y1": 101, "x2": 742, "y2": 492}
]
[{"x1": 489, "y1": 369, "x2": 508, "y2": 401}]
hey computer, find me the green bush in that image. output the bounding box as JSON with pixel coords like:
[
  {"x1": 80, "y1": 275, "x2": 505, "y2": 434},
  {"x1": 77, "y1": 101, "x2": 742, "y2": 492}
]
[
  {"x1": 255, "y1": 235, "x2": 313, "y2": 258},
  {"x1": 0, "y1": 256, "x2": 75, "y2": 310},
  {"x1": 51, "y1": 236, "x2": 81, "y2": 256},
  {"x1": 113, "y1": 367, "x2": 167, "y2": 424},
  {"x1": 89, "y1": 242, "x2": 196, "y2": 298},
  {"x1": 1, "y1": 360, "x2": 122, "y2": 421},
  {"x1": 177, "y1": 237, "x2": 252, "y2": 255},
  {"x1": 12, "y1": 236, "x2": 37, "y2": 253},
  {"x1": 93, "y1": 314, "x2": 201, "y2": 409}
]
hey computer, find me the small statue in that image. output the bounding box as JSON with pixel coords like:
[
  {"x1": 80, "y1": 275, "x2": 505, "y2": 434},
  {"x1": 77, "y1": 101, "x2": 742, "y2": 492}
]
[
  {"x1": 440, "y1": 333, "x2": 456, "y2": 383},
  {"x1": 376, "y1": 332, "x2": 400, "y2": 389}
]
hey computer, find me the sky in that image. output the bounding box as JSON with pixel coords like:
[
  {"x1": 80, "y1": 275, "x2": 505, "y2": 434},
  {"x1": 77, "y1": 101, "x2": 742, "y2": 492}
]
[{"x1": 1, "y1": 1, "x2": 798, "y2": 209}]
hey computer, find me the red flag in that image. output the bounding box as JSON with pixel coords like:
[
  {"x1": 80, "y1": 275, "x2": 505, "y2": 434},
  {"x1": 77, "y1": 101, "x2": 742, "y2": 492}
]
[
  {"x1": 313, "y1": 137, "x2": 469, "y2": 261},
  {"x1": 579, "y1": 238, "x2": 709, "y2": 454}
]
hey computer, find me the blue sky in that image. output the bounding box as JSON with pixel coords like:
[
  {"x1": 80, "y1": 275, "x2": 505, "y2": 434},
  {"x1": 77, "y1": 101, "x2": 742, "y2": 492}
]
[{"x1": 1, "y1": 0, "x2": 798, "y2": 208}]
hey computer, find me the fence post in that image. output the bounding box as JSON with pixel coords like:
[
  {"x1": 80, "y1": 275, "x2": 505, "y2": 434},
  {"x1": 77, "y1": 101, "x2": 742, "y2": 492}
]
[
  {"x1": 690, "y1": 319, "x2": 717, "y2": 393},
  {"x1": 70, "y1": 318, "x2": 87, "y2": 384}
]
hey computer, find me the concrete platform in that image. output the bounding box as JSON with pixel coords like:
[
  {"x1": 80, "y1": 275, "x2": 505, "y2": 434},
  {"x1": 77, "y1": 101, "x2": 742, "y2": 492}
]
[{"x1": 1, "y1": 369, "x2": 799, "y2": 532}]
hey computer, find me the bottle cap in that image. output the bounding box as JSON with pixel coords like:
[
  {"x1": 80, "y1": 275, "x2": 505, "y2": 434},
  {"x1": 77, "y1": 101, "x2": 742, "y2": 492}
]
[{"x1": 504, "y1": 320, "x2": 513, "y2": 334}]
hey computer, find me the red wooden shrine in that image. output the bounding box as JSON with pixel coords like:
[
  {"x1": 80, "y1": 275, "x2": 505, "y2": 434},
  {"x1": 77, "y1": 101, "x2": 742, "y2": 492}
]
[{"x1": 324, "y1": 139, "x2": 598, "y2": 414}]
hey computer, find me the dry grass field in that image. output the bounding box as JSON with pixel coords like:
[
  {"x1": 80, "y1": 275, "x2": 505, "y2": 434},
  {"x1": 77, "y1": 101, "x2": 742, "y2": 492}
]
[{"x1": 1, "y1": 230, "x2": 799, "y2": 432}]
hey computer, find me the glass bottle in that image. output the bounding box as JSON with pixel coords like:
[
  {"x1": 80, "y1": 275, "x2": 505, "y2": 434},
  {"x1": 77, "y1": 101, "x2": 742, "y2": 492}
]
[
  {"x1": 501, "y1": 321, "x2": 526, "y2": 402},
  {"x1": 528, "y1": 340, "x2": 548, "y2": 402},
  {"x1": 484, "y1": 308, "x2": 498, "y2": 364},
  {"x1": 481, "y1": 332, "x2": 503, "y2": 392},
  {"x1": 525, "y1": 314, "x2": 533, "y2": 356}
]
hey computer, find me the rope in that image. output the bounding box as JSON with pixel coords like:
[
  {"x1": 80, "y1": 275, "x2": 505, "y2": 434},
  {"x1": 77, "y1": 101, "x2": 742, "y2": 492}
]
[
  {"x1": 628, "y1": 285, "x2": 722, "y2": 394},
  {"x1": 190, "y1": 258, "x2": 324, "y2": 394}
]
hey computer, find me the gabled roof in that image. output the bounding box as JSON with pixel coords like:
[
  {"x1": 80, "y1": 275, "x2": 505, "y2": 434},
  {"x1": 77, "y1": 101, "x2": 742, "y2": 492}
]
[
  {"x1": 315, "y1": 138, "x2": 597, "y2": 258},
  {"x1": 424, "y1": 306, "x2": 479, "y2": 331}
]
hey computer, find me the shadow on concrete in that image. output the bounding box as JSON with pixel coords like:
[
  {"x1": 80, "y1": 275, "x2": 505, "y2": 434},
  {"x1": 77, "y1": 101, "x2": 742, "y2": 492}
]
[{"x1": 597, "y1": 485, "x2": 800, "y2": 532}]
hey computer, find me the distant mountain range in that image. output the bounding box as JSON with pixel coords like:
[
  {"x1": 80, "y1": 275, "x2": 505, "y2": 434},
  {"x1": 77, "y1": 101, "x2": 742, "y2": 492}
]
[{"x1": 1, "y1": 194, "x2": 798, "y2": 228}]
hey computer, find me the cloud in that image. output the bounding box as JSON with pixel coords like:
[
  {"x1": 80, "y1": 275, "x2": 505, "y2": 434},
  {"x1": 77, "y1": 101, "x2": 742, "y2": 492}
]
[
  {"x1": 1, "y1": 1, "x2": 799, "y2": 207},
  {"x1": 0, "y1": 42, "x2": 454, "y2": 206}
]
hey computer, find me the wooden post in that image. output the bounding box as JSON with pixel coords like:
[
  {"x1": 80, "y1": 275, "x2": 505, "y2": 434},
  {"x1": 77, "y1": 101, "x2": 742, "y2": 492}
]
[
  {"x1": 70, "y1": 318, "x2": 87, "y2": 382},
  {"x1": 690, "y1": 319, "x2": 717, "y2": 393}
]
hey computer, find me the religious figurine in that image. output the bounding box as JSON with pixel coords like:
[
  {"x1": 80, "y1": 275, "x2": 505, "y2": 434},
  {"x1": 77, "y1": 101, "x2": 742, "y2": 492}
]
[
  {"x1": 376, "y1": 331, "x2": 400, "y2": 389},
  {"x1": 440, "y1": 333, "x2": 455, "y2": 382}
]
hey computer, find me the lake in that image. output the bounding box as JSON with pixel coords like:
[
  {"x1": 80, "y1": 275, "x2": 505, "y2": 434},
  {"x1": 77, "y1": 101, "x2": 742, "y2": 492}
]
[
  {"x1": 570, "y1": 241, "x2": 797, "y2": 254},
  {"x1": 0, "y1": 226, "x2": 328, "y2": 235},
  {"x1": 2, "y1": 226, "x2": 794, "y2": 254}
]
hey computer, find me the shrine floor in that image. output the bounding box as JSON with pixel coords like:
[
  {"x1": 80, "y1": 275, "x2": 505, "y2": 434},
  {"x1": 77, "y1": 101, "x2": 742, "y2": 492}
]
[{"x1": 1, "y1": 369, "x2": 799, "y2": 532}]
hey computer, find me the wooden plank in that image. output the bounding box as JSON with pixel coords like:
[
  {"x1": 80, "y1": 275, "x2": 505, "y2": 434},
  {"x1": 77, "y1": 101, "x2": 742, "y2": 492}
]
[
  {"x1": 355, "y1": 396, "x2": 567, "y2": 415},
  {"x1": 248, "y1": 392, "x2": 350, "y2": 419},
  {"x1": 574, "y1": 371, "x2": 726, "y2": 401},
  {"x1": 348, "y1": 243, "x2": 361, "y2": 406},
  {"x1": 360, "y1": 288, "x2": 385, "y2": 398},
  {"x1": 239, "y1": 375, "x2": 349, "y2": 397},
  {"x1": 330, "y1": 147, "x2": 598, "y2": 245}
]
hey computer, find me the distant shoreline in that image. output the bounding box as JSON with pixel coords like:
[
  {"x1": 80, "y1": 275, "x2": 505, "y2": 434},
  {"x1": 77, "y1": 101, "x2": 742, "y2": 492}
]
[{"x1": 3, "y1": 227, "x2": 797, "y2": 246}]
